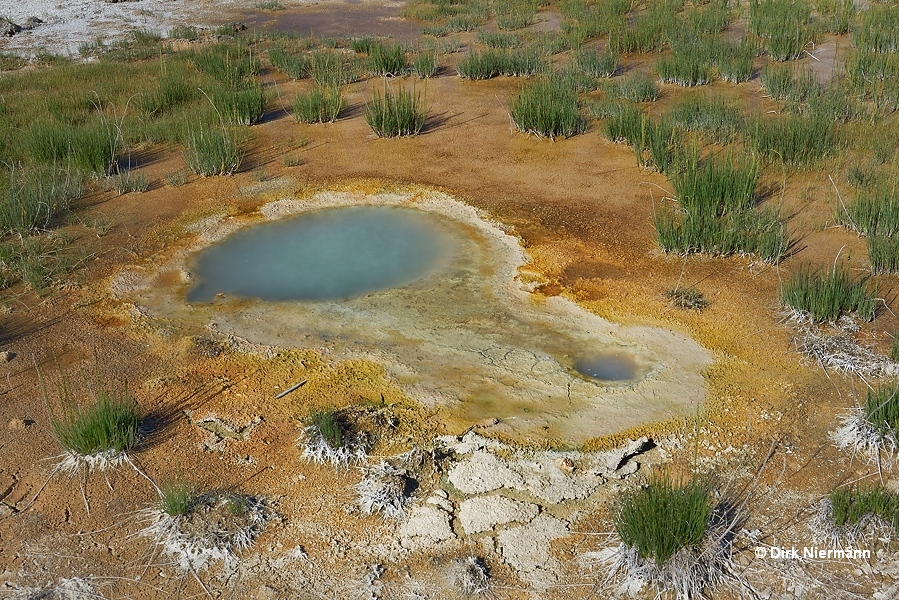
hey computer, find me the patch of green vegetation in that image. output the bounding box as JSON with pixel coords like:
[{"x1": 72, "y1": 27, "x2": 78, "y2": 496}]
[
  {"x1": 615, "y1": 474, "x2": 712, "y2": 565},
  {"x1": 574, "y1": 47, "x2": 618, "y2": 78},
  {"x1": 367, "y1": 41, "x2": 411, "y2": 76},
  {"x1": 831, "y1": 486, "x2": 899, "y2": 531},
  {"x1": 364, "y1": 83, "x2": 428, "y2": 137},
  {"x1": 747, "y1": 112, "x2": 841, "y2": 167},
  {"x1": 184, "y1": 126, "x2": 243, "y2": 176},
  {"x1": 654, "y1": 148, "x2": 785, "y2": 262},
  {"x1": 509, "y1": 76, "x2": 587, "y2": 138},
  {"x1": 852, "y1": 3, "x2": 899, "y2": 54},
  {"x1": 603, "y1": 73, "x2": 659, "y2": 103},
  {"x1": 48, "y1": 380, "x2": 141, "y2": 457},
  {"x1": 292, "y1": 86, "x2": 344, "y2": 123},
  {"x1": 158, "y1": 479, "x2": 197, "y2": 517},
  {"x1": 476, "y1": 31, "x2": 522, "y2": 49},
  {"x1": 668, "y1": 94, "x2": 743, "y2": 144},
  {"x1": 815, "y1": 0, "x2": 854, "y2": 35},
  {"x1": 0, "y1": 164, "x2": 83, "y2": 234},
  {"x1": 190, "y1": 43, "x2": 260, "y2": 87},
  {"x1": 110, "y1": 169, "x2": 151, "y2": 194},
  {"x1": 0, "y1": 234, "x2": 83, "y2": 292},
  {"x1": 412, "y1": 49, "x2": 439, "y2": 78},
  {"x1": 309, "y1": 408, "x2": 344, "y2": 449},
  {"x1": 493, "y1": 0, "x2": 538, "y2": 31},
  {"x1": 656, "y1": 41, "x2": 716, "y2": 87},
  {"x1": 306, "y1": 50, "x2": 361, "y2": 86},
  {"x1": 608, "y1": 0, "x2": 679, "y2": 54},
  {"x1": 890, "y1": 334, "x2": 899, "y2": 363},
  {"x1": 779, "y1": 264, "x2": 875, "y2": 322},
  {"x1": 268, "y1": 46, "x2": 308, "y2": 80},
  {"x1": 456, "y1": 47, "x2": 544, "y2": 79},
  {"x1": 210, "y1": 80, "x2": 267, "y2": 126},
  {"x1": 713, "y1": 39, "x2": 757, "y2": 83},
  {"x1": 749, "y1": 0, "x2": 815, "y2": 61}
]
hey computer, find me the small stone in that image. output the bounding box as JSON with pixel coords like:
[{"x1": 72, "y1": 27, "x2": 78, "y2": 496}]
[
  {"x1": 555, "y1": 457, "x2": 576, "y2": 474},
  {"x1": 0, "y1": 351, "x2": 15, "y2": 362},
  {"x1": 23, "y1": 17, "x2": 43, "y2": 30},
  {"x1": 0, "y1": 18, "x2": 22, "y2": 37},
  {"x1": 399, "y1": 505, "x2": 455, "y2": 549},
  {"x1": 432, "y1": 489, "x2": 449, "y2": 499},
  {"x1": 479, "y1": 417, "x2": 499, "y2": 427},
  {"x1": 0, "y1": 503, "x2": 14, "y2": 518},
  {"x1": 7, "y1": 419, "x2": 25, "y2": 431}
]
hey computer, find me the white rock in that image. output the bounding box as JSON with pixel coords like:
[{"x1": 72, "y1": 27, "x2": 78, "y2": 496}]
[
  {"x1": 399, "y1": 506, "x2": 455, "y2": 550},
  {"x1": 496, "y1": 514, "x2": 569, "y2": 585},
  {"x1": 426, "y1": 495, "x2": 454, "y2": 512},
  {"x1": 447, "y1": 451, "x2": 525, "y2": 494},
  {"x1": 458, "y1": 495, "x2": 540, "y2": 534}
]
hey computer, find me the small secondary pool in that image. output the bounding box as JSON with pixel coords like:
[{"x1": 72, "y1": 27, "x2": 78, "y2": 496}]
[
  {"x1": 187, "y1": 206, "x2": 456, "y2": 302},
  {"x1": 574, "y1": 352, "x2": 641, "y2": 382}
]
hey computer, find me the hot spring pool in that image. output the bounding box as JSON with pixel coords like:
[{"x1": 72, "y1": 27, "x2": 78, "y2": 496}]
[{"x1": 187, "y1": 206, "x2": 456, "y2": 302}]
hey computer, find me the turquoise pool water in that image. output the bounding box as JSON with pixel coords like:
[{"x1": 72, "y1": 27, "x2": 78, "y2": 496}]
[{"x1": 187, "y1": 206, "x2": 456, "y2": 302}]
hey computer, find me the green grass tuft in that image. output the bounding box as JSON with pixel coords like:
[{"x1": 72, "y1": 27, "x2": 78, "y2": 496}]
[
  {"x1": 780, "y1": 264, "x2": 875, "y2": 322},
  {"x1": 364, "y1": 83, "x2": 428, "y2": 137},
  {"x1": 615, "y1": 474, "x2": 712, "y2": 565},
  {"x1": 310, "y1": 408, "x2": 343, "y2": 449},
  {"x1": 184, "y1": 125, "x2": 242, "y2": 176},
  {"x1": 158, "y1": 480, "x2": 197, "y2": 517},
  {"x1": 831, "y1": 486, "x2": 899, "y2": 531},
  {"x1": 49, "y1": 384, "x2": 141, "y2": 457},
  {"x1": 509, "y1": 76, "x2": 587, "y2": 139},
  {"x1": 604, "y1": 73, "x2": 659, "y2": 103},
  {"x1": 292, "y1": 86, "x2": 344, "y2": 123}
]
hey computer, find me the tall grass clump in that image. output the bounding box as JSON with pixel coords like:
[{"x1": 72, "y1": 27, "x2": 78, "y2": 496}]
[
  {"x1": 615, "y1": 475, "x2": 712, "y2": 565},
  {"x1": 779, "y1": 264, "x2": 875, "y2": 322},
  {"x1": 412, "y1": 49, "x2": 439, "y2": 78},
  {"x1": 655, "y1": 149, "x2": 786, "y2": 261},
  {"x1": 368, "y1": 42, "x2": 411, "y2": 76},
  {"x1": 604, "y1": 73, "x2": 659, "y2": 102},
  {"x1": 138, "y1": 64, "x2": 198, "y2": 116},
  {"x1": 602, "y1": 102, "x2": 643, "y2": 145},
  {"x1": 476, "y1": 31, "x2": 521, "y2": 48},
  {"x1": 26, "y1": 118, "x2": 119, "y2": 175},
  {"x1": 864, "y1": 384, "x2": 899, "y2": 447},
  {"x1": 306, "y1": 50, "x2": 360, "y2": 86},
  {"x1": 190, "y1": 43, "x2": 260, "y2": 87},
  {"x1": 158, "y1": 479, "x2": 197, "y2": 517},
  {"x1": 602, "y1": 471, "x2": 744, "y2": 599},
  {"x1": 210, "y1": 80, "x2": 266, "y2": 125},
  {"x1": 841, "y1": 180, "x2": 899, "y2": 238},
  {"x1": 47, "y1": 377, "x2": 141, "y2": 462},
  {"x1": 0, "y1": 164, "x2": 83, "y2": 233},
  {"x1": 748, "y1": 113, "x2": 839, "y2": 166},
  {"x1": 668, "y1": 94, "x2": 742, "y2": 143},
  {"x1": 575, "y1": 47, "x2": 619, "y2": 78},
  {"x1": 683, "y1": 0, "x2": 730, "y2": 35},
  {"x1": 292, "y1": 86, "x2": 344, "y2": 123},
  {"x1": 714, "y1": 40, "x2": 756, "y2": 83},
  {"x1": 656, "y1": 44, "x2": 715, "y2": 86},
  {"x1": 456, "y1": 47, "x2": 543, "y2": 79},
  {"x1": 760, "y1": 63, "x2": 816, "y2": 103},
  {"x1": 608, "y1": 0, "x2": 676, "y2": 54},
  {"x1": 494, "y1": 0, "x2": 538, "y2": 30},
  {"x1": 852, "y1": 3, "x2": 899, "y2": 54},
  {"x1": 509, "y1": 76, "x2": 587, "y2": 138},
  {"x1": 268, "y1": 46, "x2": 308, "y2": 80},
  {"x1": 364, "y1": 83, "x2": 428, "y2": 137},
  {"x1": 185, "y1": 126, "x2": 242, "y2": 176},
  {"x1": 748, "y1": 0, "x2": 815, "y2": 61},
  {"x1": 815, "y1": 0, "x2": 854, "y2": 35},
  {"x1": 830, "y1": 486, "x2": 899, "y2": 532}
]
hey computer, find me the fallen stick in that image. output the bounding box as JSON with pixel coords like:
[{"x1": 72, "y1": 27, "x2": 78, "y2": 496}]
[{"x1": 275, "y1": 380, "x2": 307, "y2": 399}]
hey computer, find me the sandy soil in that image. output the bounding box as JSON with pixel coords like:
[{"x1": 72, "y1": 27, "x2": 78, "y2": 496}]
[{"x1": 1, "y1": 2, "x2": 897, "y2": 599}]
